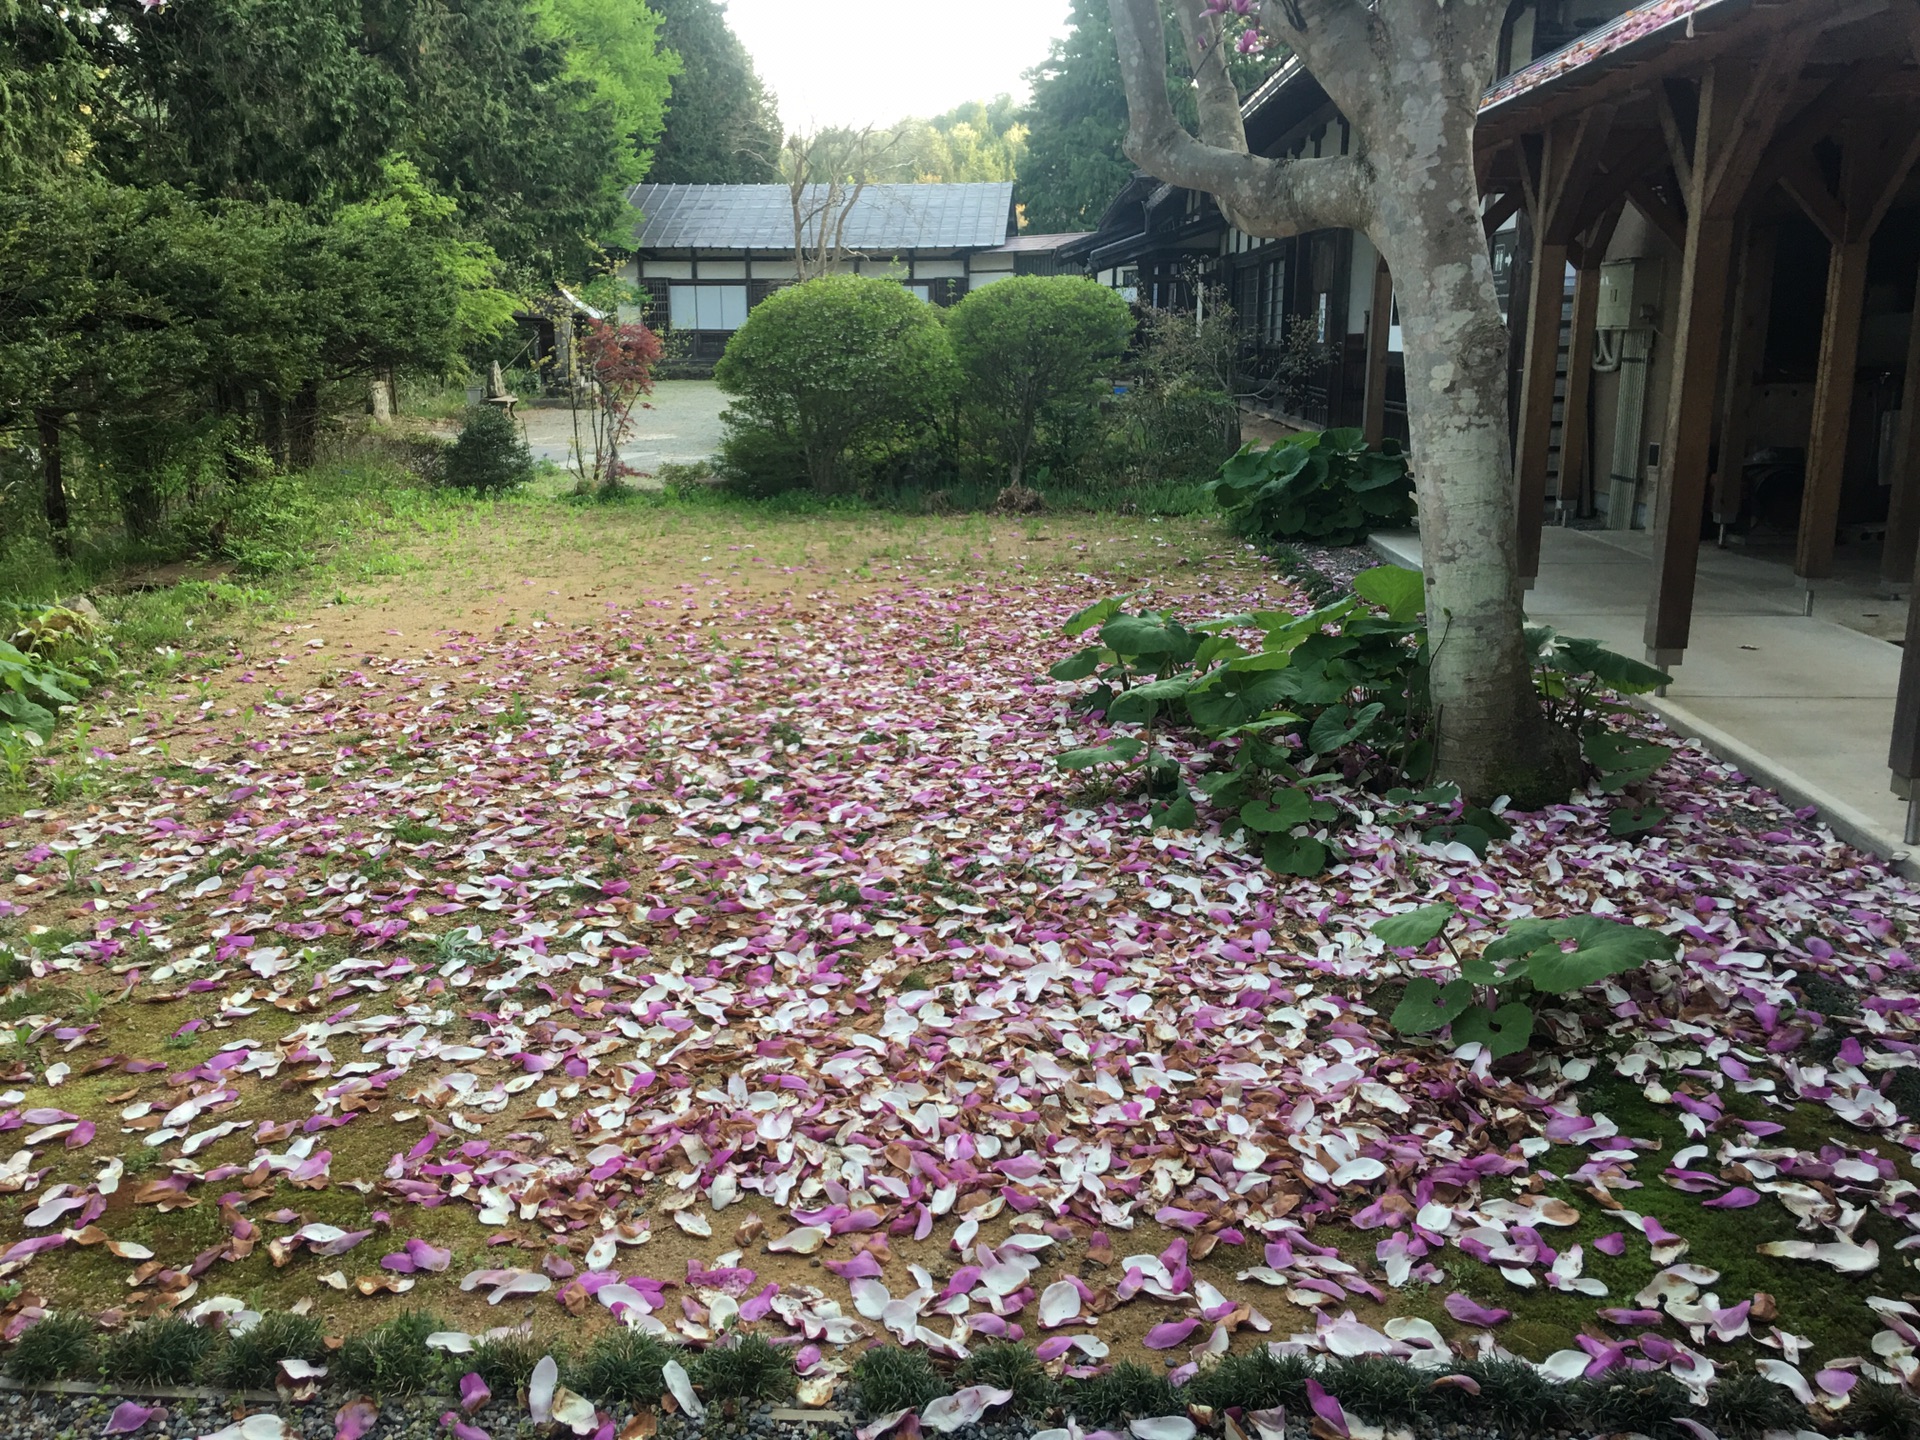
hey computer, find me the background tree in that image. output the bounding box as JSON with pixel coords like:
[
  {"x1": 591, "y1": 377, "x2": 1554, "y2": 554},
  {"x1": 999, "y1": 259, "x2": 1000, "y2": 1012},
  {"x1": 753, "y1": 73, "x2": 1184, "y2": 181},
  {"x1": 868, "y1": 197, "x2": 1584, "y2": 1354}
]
[
  {"x1": 646, "y1": 0, "x2": 781, "y2": 183},
  {"x1": 888, "y1": 99, "x2": 1027, "y2": 183},
  {"x1": 948, "y1": 276, "x2": 1132, "y2": 486},
  {"x1": 530, "y1": 0, "x2": 678, "y2": 177},
  {"x1": 1106, "y1": 0, "x2": 1573, "y2": 801},
  {"x1": 1021, "y1": 0, "x2": 1268, "y2": 232}
]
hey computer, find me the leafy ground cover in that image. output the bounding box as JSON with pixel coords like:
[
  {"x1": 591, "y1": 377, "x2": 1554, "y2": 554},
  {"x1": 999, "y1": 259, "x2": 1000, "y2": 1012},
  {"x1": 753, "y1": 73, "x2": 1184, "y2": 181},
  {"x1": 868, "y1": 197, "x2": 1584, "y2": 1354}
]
[{"x1": 0, "y1": 500, "x2": 1915, "y2": 1436}]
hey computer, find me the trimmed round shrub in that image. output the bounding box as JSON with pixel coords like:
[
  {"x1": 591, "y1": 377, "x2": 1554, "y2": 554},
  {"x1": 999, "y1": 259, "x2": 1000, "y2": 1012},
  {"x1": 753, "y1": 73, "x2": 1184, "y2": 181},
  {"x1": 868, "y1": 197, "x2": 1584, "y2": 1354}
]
[
  {"x1": 443, "y1": 403, "x2": 534, "y2": 495},
  {"x1": 948, "y1": 275, "x2": 1132, "y2": 487},
  {"x1": 714, "y1": 274, "x2": 956, "y2": 496}
]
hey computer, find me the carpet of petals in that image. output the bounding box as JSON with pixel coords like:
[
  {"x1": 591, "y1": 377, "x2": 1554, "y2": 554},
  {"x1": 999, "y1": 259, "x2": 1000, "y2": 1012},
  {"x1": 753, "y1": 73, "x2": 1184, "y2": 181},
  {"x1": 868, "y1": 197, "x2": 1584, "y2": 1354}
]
[{"x1": 2, "y1": 557, "x2": 1919, "y2": 1426}]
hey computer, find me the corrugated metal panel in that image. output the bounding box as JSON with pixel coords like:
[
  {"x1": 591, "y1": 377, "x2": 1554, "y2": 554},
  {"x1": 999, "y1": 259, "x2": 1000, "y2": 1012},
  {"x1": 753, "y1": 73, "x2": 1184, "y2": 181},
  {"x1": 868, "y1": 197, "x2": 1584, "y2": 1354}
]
[{"x1": 627, "y1": 183, "x2": 1016, "y2": 251}]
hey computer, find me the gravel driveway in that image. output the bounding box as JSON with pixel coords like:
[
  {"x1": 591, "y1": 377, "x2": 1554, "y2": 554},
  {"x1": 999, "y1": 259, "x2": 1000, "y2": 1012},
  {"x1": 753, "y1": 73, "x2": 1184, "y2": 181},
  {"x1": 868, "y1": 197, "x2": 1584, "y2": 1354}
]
[{"x1": 516, "y1": 379, "x2": 728, "y2": 481}]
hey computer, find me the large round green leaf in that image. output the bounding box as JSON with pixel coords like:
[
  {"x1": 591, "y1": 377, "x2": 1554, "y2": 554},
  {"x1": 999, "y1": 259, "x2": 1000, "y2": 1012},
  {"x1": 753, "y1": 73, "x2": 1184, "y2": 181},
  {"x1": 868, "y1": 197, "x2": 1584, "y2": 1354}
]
[
  {"x1": 1352, "y1": 565, "x2": 1425, "y2": 622},
  {"x1": 1450, "y1": 1001, "x2": 1536, "y2": 1057},
  {"x1": 1263, "y1": 833, "x2": 1328, "y2": 876},
  {"x1": 1241, "y1": 789, "x2": 1311, "y2": 833},
  {"x1": 1371, "y1": 902, "x2": 1457, "y2": 949},
  {"x1": 1523, "y1": 916, "x2": 1678, "y2": 994},
  {"x1": 1390, "y1": 976, "x2": 1474, "y2": 1034},
  {"x1": 1055, "y1": 737, "x2": 1144, "y2": 771}
]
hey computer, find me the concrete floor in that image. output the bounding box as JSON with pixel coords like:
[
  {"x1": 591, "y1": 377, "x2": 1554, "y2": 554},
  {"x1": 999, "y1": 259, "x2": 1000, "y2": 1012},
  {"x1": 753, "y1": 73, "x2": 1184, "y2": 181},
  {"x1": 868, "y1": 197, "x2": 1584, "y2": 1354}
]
[{"x1": 1370, "y1": 524, "x2": 1914, "y2": 872}]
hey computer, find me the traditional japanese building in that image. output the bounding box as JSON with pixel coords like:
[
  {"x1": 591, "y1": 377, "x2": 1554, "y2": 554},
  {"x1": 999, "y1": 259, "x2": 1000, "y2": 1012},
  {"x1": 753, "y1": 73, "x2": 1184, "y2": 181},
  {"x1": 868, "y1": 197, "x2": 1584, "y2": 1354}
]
[{"x1": 1077, "y1": 0, "x2": 1920, "y2": 845}]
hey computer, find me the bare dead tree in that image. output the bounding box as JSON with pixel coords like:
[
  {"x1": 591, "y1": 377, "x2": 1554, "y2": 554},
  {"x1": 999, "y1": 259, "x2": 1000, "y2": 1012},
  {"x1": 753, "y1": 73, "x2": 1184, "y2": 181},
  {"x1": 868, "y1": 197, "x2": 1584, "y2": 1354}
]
[
  {"x1": 783, "y1": 127, "x2": 901, "y2": 281},
  {"x1": 1109, "y1": 0, "x2": 1580, "y2": 801}
]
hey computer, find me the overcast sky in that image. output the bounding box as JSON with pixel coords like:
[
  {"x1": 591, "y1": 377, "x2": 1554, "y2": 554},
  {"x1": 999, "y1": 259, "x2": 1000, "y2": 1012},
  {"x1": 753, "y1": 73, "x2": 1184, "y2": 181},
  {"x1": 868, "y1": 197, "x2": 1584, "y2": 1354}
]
[{"x1": 722, "y1": 0, "x2": 1076, "y2": 132}]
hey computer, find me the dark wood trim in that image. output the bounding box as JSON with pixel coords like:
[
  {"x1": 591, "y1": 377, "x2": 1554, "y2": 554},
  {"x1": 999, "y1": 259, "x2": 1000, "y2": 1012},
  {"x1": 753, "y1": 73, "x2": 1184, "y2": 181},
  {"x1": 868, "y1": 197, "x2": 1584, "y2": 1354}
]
[
  {"x1": 1625, "y1": 176, "x2": 1688, "y2": 250},
  {"x1": 1361, "y1": 257, "x2": 1393, "y2": 445}
]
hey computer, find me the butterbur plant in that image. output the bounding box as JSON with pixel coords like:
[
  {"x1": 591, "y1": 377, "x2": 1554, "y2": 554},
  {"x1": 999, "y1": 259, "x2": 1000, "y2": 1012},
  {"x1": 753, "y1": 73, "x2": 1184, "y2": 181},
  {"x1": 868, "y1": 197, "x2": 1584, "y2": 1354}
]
[
  {"x1": 1379, "y1": 900, "x2": 1678, "y2": 1057},
  {"x1": 1046, "y1": 565, "x2": 1678, "y2": 865}
]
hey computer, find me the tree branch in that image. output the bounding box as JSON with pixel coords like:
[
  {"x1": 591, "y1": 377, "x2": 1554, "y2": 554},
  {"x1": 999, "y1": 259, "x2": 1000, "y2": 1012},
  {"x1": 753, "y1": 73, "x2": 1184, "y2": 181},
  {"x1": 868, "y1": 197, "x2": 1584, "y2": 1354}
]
[
  {"x1": 1108, "y1": 0, "x2": 1374, "y2": 237},
  {"x1": 1170, "y1": 0, "x2": 1247, "y2": 155}
]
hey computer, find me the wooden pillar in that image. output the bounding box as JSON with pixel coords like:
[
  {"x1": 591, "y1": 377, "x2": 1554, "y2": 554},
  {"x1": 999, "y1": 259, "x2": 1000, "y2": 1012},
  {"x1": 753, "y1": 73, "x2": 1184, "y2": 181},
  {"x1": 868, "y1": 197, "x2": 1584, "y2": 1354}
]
[
  {"x1": 1643, "y1": 48, "x2": 1811, "y2": 664},
  {"x1": 1560, "y1": 259, "x2": 1604, "y2": 519},
  {"x1": 1882, "y1": 259, "x2": 1920, "y2": 592},
  {"x1": 1778, "y1": 116, "x2": 1920, "y2": 580},
  {"x1": 1647, "y1": 216, "x2": 1739, "y2": 664},
  {"x1": 1361, "y1": 258, "x2": 1394, "y2": 445},
  {"x1": 1795, "y1": 238, "x2": 1872, "y2": 578},
  {"x1": 1891, "y1": 527, "x2": 1920, "y2": 813},
  {"x1": 1712, "y1": 222, "x2": 1777, "y2": 528},
  {"x1": 1515, "y1": 240, "x2": 1570, "y2": 580},
  {"x1": 1512, "y1": 108, "x2": 1615, "y2": 582}
]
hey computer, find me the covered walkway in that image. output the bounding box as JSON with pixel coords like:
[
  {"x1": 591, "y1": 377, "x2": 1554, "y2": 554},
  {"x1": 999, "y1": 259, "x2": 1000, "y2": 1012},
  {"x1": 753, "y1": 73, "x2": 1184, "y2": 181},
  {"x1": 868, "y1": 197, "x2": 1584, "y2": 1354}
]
[{"x1": 1370, "y1": 526, "x2": 1912, "y2": 872}]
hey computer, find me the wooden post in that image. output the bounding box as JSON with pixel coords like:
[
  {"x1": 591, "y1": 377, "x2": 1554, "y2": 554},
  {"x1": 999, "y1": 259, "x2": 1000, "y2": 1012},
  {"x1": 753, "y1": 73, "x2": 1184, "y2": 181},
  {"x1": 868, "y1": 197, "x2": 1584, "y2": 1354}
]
[
  {"x1": 1644, "y1": 47, "x2": 1811, "y2": 665},
  {"x1": 1361, "y1": 257, "x2": 1394, "y2": 444},
  {"x1": 1513, "y1": 108, "x2": 1616, "y2": 582},
  {"x1": 1795, "y1": 238, "x2": 1872, "y2": 579},
  {"x1": 1713, "y1": 221, "x2": 1776, "y2": 528},
  {"x1": 1882, "y1": 258, "x2": 1920, "y2": 593},
  {"x1": 1891, "y1": 524, "x2": 1920, "y2": 815},
  {"x1": 1515, "y1": 240, "x2": 1569, "y2": 579},
  {"x1": 1647, "y1": 216, "x2": 1739, "y2": 665},
  {"x1": 1787, "y1": 119, "x2": 1920, "y2": 580},
  {"x1": 1560, "y1": 260, "x2": 1603, "y2": 519}
]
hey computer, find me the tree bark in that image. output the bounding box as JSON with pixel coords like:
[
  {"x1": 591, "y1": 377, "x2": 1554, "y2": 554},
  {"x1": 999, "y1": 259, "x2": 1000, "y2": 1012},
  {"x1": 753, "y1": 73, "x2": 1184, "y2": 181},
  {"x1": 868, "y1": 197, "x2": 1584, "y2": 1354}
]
[
  {"x1": 35, "y1": 410, "x2": 71, "y2": 562},
  {"x1": 289, "y1": 382, "x2": 320, "y2": 470},
  {"x1": 1108, "y1": 0, "x2": 1574, "y2": 802}
]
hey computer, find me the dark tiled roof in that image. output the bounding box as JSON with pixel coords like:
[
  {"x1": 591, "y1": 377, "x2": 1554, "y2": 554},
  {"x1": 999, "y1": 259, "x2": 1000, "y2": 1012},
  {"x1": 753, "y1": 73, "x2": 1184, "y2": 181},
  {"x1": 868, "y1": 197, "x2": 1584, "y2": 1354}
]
[{"x1": 627, "y1": 183, "x2": 1016, "y2": 251}]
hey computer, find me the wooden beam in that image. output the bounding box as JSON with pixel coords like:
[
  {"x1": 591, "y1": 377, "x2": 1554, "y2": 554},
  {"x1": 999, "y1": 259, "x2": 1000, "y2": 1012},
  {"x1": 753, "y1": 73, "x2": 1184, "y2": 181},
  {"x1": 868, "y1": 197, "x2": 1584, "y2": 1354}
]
[
  {"x1": 1566, "y1": 131, "x2": 1671, "y2": 236},
  {"x1": 1538, "y1": 105, "x2": 1620, "y2": 243},
  {"x1": 1481, "y1": 189, "x2": 1524, "y2": 241},
  {"x1": 1712, "y1": 220, "x2": 1777, "y2": 527},
  {"x1": 1361, "y1": 257, "x2": 1394, "y2": 445},
  {"x1": 1655, "y1": 81, "x2": 1695, "y2": 196},
  {"x1": 1780, "y1": 153, "x2": 1846, "y2": 246},
  {"x1": 1515, "y1": 238, "x2": 1571, "y2": 582},
  {"x1": 1626, "y1": 176, "x2": 1688, "y2": 250},
  {"x1": 1750, "y1": 61, "x2": 1897, "y2": 199},
  {"x1": 1881, "y1": 257, "x2": 1920, "y2": 592},
  {"x1": 1858, "y1": 122, "x2": 1920, "y2": 239},
  {"x1": 1700, "y1": 36, "x2": 1818, "y2": 213}
]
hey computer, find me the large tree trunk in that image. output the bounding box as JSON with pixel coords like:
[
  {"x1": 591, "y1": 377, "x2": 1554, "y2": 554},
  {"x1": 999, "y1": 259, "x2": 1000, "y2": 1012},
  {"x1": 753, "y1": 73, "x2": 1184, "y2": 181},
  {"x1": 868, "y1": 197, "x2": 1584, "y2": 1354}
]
[
  {"x1": 1107, "y1": 0, "x2": 1574, "y2": 803},
  {"x1": 35, "y1": 410, "x2": 70, "y2": 562},
  {"x1": 1379, "y1": 218, "x2": 1577, "y2": 802}
]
